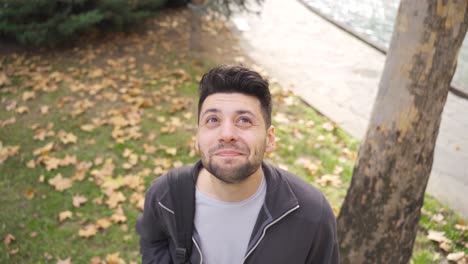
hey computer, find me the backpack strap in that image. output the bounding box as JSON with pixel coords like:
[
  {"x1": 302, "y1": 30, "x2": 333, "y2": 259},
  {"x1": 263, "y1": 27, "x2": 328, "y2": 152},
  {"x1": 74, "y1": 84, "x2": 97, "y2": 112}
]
[{"x1": 168, "y1": 165, "x2": 196, "y2": 264}]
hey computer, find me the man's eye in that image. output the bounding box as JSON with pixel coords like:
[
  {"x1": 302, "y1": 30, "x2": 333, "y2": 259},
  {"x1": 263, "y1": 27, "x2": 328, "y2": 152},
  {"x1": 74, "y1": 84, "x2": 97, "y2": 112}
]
[
  {"x1": 206, "y1": 117, "x2": 218, "y2": 123},
  {"x1": 238, "y1": 117, "x2": 252, "y2": 125}
]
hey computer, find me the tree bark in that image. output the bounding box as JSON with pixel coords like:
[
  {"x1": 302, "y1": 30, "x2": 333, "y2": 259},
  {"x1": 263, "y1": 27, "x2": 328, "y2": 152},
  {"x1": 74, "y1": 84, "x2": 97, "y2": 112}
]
[{"x1": 337, "y1": 1, "x2": 468, "y2": 263}]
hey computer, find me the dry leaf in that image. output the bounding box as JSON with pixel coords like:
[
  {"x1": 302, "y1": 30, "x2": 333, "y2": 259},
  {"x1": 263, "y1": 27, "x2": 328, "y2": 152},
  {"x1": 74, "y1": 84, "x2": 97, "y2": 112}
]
[
  {"x1": 316, "y1": 174, "x2": 342, "y2": 187},
  {"x1": 33, "y1": 142, "x2": 54, "y2": 156},
  {"x1": 59, "y1": 211, "x2": 73, "y2": 222},
  {"x1": 9, "y1": 248, "x2": 19, "y2": 255},
  {"x1": 106, "y1": 252, "x2": 126, "y2": 264},
  {"x1": 72, "y1": 195, "x2": 88, "y2": 208},
  {"x1": 16, "y1": 105, "x2": 29, "y2": 114},
  {"x1": 0, "y1": 144, "x2": 20, "y2": 164},
  {"x1": 111, "y1": 206, "x2": 127, "y2": 224},
  {"x1": 96, "y1": 218, "x2": 112, "y2": 229},
  {"x1": 447, "y1": 252, "x2": 465, "y2": 262},
  {"x1": 26, "y1": 159, "x2": 36, "y2": 168},
  {"x1": 106, "y1": 191, "x2": 126, "y2": 208},
  {"x1": 90, "y1": 256, "x2": 102, "y2": 264},
  {"x1": 78, "y1": 225, "x2": 97, "y2": 238},
  {"x1": 59, "y1": 132, "x2": 77, "y2": 144},
  {"x1": 80, "y1": 124, "x2": 95, "y2": 132},
  {"x1": 48, "y1": 173, "x2": 73, "y2": 192},
  {"x1": 24, "y1": 189, "x2": 35, "y2": 200},
  {"x1": 4, "y1": 234, "x2": 15, "y2": 245},
  {"x1": 427, "y1": 229, "x2": 450, "y2": 243},
  {"x1": 56, "y1": 256, "x2": 72, "y2": 264},
  {"x1": 22, "y1": 91, "x2": 36, "y2": 101},
  {"x1": 40, "y1": 106, "x2": 49, "y2": 114}
]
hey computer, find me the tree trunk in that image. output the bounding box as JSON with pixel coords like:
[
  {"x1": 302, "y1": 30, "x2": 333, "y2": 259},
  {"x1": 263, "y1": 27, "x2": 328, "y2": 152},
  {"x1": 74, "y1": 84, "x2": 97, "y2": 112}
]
[{"x1": 337, "y1": 1, "x2": 468, "y2": 263}]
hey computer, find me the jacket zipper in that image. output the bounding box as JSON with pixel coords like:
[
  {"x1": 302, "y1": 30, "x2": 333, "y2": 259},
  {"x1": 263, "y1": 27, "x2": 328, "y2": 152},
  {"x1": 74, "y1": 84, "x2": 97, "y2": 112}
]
[{"x1": 241, "y1": 204, "x2": 300, "y2": 264}]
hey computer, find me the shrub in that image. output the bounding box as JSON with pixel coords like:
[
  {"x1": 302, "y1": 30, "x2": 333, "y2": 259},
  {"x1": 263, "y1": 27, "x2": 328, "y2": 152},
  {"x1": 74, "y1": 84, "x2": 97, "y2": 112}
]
[{"x1": 0, "y1": 0, "x2": 168, "y2": 45}]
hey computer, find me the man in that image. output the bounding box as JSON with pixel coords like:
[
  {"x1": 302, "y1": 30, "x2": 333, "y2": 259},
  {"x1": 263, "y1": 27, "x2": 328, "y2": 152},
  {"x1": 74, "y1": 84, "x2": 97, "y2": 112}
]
[{"x1": 136, "y1": 65, "x2": 339, "y2": 263}]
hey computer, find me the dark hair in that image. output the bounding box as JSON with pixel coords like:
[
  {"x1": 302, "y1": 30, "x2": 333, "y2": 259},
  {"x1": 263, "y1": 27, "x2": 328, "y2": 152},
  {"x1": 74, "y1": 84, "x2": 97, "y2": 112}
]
[{"x1": 198, "y1": 65, "x2": 272, "y2": 127}]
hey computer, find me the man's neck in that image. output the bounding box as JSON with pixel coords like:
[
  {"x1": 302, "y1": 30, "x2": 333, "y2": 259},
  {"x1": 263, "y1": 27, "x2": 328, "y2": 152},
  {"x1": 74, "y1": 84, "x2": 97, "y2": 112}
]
[{"x1": 196, "y1": 167, "x2": 264, "y2": 203}]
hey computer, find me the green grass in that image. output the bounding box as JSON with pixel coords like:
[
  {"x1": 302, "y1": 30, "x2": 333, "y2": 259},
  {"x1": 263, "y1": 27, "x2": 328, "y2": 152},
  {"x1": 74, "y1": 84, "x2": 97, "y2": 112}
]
[{"x1": 1, "y1": 17, "x2": 466, "y2": 264}]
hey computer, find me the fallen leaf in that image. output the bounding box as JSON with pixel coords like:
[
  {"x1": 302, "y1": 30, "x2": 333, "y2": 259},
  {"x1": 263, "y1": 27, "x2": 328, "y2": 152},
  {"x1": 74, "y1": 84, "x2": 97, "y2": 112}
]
[
  {"x1": 447, "y1": 252, "x2": 465, "y2": 262},
  {"x1": 59, "y1": 211, "x2": 73, "y2": 222},
  {"x1": 80, "y1": 124, "x2": 95, "y2": 132},
  {"x1": 26, "y1": 159, "x2": 36, "y2": 168},
  {"x1": 78, "y1": 225, "x2": 97, "y2": 238},
  {"x1": 316, "y1": 174, "x2": 342, "y2": 187},
  {"x1": 0, "y1": 144, "x2": 20, "y2": 164},
  {"x1": 56, "y1": 256, "x2": 72, "y2": 264},
  {"x1": 96, "y1": 218, "x2": 112, "y2": 229},
  {"x1": 22, "y1": 91, "x2": 36, "y2": 101},
  {"x1": 48, "y1": 173, "x2": 73, "y2": 192},
  {"x1": 111, "y1": 206, "x2": 127, "y2": 224},
  {"x1": 59, "y1": 132, "x2": 77, "y2": 144},
  {"x1": 439, "y1": 241, "x2": 452, "y2": 252},
  {"x1": 30, "y1": 231, "x2": 38, "y2": 238},
  {"x1": 106, "y1": 252, "x2": 126, "y2": 264},
  {"x1": 322, "y1": 122, "x2": 335, "y2": 132},
  {"x1": 90, "y1": 256, "x2": 102, "y2": 264},
  {"x1": 9, "y1": 248, "x2": 19, "y2": 255},
  {"x1": 24, "y1": 189, "x2": 35, "y2": 200},
  {"x1": 72, "y1": 195, "x2": 88, "y2": 208},
  {"x1": 33, "y1": 142, "x2": 54, "y2": 156},
  {"x1": 16, "y1": 105, "x2": 29, "y2": 114},
  {"x1": 106, "y1": 191, "x2": 126, "y2": 208},
  {"x1": 40, "y1": 106, "x2": 49, "y2": 114},
  {"x1": 0, "y1": 117, "x2": 16, "y2": 127},
  {"x1": 4, "y1": 234, "x2": 15, "y2": 245},
  {"x1": 427, "y1": 229, "x2": 450, "y2": 243}
]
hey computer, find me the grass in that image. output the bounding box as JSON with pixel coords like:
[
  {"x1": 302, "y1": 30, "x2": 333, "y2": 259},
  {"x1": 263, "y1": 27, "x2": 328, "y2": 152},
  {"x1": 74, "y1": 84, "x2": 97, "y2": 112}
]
[{"x1": 1, "y1": 10, "x2": 466, "y2": 264}]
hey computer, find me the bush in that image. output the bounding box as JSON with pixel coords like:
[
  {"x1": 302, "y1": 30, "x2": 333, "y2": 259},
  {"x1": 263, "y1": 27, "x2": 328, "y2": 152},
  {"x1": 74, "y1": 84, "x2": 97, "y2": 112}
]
[{"x1": 0, "y1": 0, "x2": 168, "y2": 45}]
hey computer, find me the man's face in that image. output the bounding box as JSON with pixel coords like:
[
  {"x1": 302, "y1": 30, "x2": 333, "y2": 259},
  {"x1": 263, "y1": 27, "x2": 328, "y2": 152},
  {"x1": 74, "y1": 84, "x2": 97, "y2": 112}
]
[{"x1": 196, "y1": 93, "x2": 275, "y2": 184}]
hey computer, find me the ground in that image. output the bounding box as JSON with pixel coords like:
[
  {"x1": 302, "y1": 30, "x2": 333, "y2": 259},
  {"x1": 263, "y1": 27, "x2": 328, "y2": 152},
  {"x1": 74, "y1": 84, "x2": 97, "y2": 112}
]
[{"x1": 0, "y1": 7, "x2": 466, "y2": 264}]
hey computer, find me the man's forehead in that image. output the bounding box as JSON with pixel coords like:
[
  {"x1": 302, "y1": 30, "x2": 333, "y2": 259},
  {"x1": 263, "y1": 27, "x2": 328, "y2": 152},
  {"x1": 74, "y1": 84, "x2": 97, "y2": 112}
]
[{"x1": 200, "y1": 93, "x2": 262, "y2": 114}]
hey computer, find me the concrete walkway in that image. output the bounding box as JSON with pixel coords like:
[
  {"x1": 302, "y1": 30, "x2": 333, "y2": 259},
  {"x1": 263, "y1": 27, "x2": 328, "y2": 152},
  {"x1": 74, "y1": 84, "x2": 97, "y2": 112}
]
[{"x1": 229, "y1": 0, "x2": 468, "y2": 218}]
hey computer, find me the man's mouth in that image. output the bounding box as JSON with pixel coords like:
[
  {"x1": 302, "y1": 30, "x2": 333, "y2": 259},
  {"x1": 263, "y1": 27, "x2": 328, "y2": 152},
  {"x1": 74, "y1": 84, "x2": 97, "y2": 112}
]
[{"x1": 213, "y1": 149, "x2": 245, "y2": 157}]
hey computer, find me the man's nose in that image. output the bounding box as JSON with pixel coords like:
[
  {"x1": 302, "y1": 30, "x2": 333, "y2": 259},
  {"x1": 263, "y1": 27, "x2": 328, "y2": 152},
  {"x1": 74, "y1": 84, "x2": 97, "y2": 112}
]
[{"x1": 218, "y1": 121, "x2": 238, "y2": 143}]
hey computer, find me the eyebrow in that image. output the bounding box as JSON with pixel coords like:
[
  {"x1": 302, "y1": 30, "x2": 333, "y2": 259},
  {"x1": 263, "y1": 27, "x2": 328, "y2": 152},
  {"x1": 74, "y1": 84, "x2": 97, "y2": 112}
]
[{"x1": 200, "y1": 108, "x2": 256, "y2": 119}]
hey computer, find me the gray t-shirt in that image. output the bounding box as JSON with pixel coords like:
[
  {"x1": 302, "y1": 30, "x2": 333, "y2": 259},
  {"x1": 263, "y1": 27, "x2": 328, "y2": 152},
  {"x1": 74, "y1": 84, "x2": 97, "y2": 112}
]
[{"x1": 194, "y1": 176, "x2": 266, "y2": 264}]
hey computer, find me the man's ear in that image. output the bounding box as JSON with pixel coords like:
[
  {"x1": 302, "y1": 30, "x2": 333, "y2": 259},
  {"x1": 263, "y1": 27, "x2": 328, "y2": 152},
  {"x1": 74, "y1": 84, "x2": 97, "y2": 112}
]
[{"x1": 265, "y1": 126, "x2": 276, "y2": 153}]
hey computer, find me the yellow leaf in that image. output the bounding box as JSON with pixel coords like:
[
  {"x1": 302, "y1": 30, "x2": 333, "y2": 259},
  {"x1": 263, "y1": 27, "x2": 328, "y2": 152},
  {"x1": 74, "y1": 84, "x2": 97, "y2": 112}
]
[
  {"x1": 72, "y1": 195, "x2": 88, "y2": 208},
  {"x1": 33, "y1": 142, "x2": 54, "y2": 156},
  {"x1": 22, "y1": 91, "x2": 36, "y2": 101},
  {"x1": 40, "y1": 106, "x2": 49, "y2": 115},
  {"x1": 48, "y1": 173, "x2": 73, "y2": 192},
  {"x1": 59, "y1": 211, "x2": 73, "y2": 222},
  {"x1": 15, "y1": 106, "x2": 29, "y2": 114},
  {"x1": 89, "y1": 69, "x2": 103, "y2": 78},
  {"x1": 106, "y1": 191, "x2": 126, "y2": 208},
  {"x1": 80, "y1": 124, "x2": 95, "y2": 132},
  {"x1": 111, "y1": 206, "x2": 127, "y2": 224},
  {"x1": 26, "y1": 159, "x2": 36, "y2": 168},
  {"x1": 165, "y1": 147, "x2": 177, "y2": 156},
  {"x1": 0, "y1": 144, "x2": 20, "y2": 164},
  {"x1": 59, "y1": 132, "x2": 77, "y2": 144},
  {"x1": 96, "y1": 218, "x2": 112, "y2": 230},
  {"x1": 78, "y1": 225, "x2": 97, "y2": 238},
  {"x1": 56, "y1": 257, "x2": 72, "y2": 264},
  {"x1": 106, "y1": 252, "x2": 126, "y2": 264}
]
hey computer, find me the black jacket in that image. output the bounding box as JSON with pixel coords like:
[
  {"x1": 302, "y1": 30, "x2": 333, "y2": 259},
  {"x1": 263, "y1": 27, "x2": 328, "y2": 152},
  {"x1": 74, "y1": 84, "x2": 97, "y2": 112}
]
[{"x1": 136, "y1": 161, "x2": 339, "y2": 264}]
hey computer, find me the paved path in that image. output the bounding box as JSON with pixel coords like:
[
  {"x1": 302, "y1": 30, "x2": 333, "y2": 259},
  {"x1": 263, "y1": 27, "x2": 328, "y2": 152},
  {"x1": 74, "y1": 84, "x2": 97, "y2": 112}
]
[{"x1": 229, "y1": 0, "x2": 468, "y2": 218}]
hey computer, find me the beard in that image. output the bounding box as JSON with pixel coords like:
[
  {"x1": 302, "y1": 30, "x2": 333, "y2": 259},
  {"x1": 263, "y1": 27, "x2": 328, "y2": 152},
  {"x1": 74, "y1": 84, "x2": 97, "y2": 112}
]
[{"x1": 199, "y1": 143, "x2": 265, "y2": 184}]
